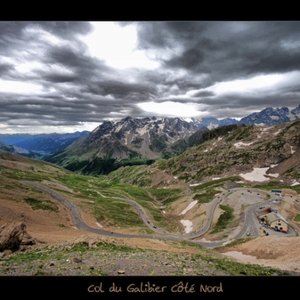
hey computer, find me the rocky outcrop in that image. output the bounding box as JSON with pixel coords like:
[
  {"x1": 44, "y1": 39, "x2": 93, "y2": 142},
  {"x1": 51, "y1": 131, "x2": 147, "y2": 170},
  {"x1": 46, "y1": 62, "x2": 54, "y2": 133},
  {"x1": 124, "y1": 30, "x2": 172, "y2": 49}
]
[{"x1": 0, "y1": 222, "x2": 36, "y2": 253}]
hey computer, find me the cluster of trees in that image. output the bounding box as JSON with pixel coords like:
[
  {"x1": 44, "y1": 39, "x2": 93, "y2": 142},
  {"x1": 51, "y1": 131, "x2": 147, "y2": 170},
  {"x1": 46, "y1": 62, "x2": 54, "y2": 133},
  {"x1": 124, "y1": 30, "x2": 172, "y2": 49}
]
[{"x1": 66, "y1": 156, "x2": 154, "y2": 175}]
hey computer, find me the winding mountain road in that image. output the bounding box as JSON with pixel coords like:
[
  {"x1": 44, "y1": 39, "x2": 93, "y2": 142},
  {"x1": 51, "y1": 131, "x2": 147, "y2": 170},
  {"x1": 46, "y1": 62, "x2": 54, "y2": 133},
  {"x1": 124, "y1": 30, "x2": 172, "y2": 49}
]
[
  {"x1": 21, "y1": 181, "x2": 187, "y2": 242},
  {"x1": 20, "y1": 181, "x2": 297, "y2": 249}
]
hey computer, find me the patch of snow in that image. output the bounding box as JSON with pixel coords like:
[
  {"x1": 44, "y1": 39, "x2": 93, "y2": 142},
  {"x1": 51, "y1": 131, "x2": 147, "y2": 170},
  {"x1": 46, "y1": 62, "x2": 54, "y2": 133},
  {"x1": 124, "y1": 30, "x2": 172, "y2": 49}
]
[
  {"x1": 173, "y1": 176, "x2": 178, "y2": 180},
  {"x1": 239, "y1": 167, "x2": 270, "y2": 182},
  {"x1": 217, "y1": 137, "x2": 223, "y2": 141},
  {"x1": 189, "y1": 183, "x2": 201, "y2": 187},
  {"x1": 255, "y1": 123, "x2": 266, "y2": 127},
  {"x1": 262, "y1": 126, "x2": 271, "y2": 132},
  {"x1": 268, "y1": 173, "x2": 279, "y2": 178},
  {"x1": 212, "y1": 177, "x2": 221, "y2": 181},
  {"x1": 270, "y1": 115, "x2": 280, "y2": 120},
  {"x1": 291, "y1": 180, "x2": 300, "y2": 186},
  {"x1": 290, "y1": 146, "x2": 296, "y2": 154},
  {"x1": 114, "y1": 123, "x2": 124, "y2": 133},
  {"x1": 180, "y1": 200, "x2": 197, "y2": 215},
  {"x1": 96, "y1": 222, "x2": 103, "y2": 228},
  {"x1": 162, "y1": 210, "x2": 166, "y2": 214},
  {"x1": 270, "y1": 164, "x2": 278, "y2": 168},
  {"x1": 180, "y1": 220, "x2": 193, "y2": 233},
  {"x1": 203, "y1": 149, "x2": 209, "y2": 153},
  {"x1": 236, "y1": 181, "x2": 244, "y2": 184},
  {"x1": 234, "y1": 141, "x2": 254, "y2": 148},
  {"x1": 136, "y1": 126, "x2": 148, "y2": 135},
  {"x1": 273, "y1": 129, "x2": 282, "y2": 136},
  {"x1": 183, "y1": 117, "x2": 193, "y2": 123}
]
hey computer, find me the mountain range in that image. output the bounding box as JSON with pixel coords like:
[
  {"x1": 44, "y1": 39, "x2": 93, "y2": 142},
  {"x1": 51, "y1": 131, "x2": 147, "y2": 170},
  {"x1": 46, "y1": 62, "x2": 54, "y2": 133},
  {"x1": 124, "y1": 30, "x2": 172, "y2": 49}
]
[
  {"x1": 1, "y1": 105, "x2": 300, "y2": 174},
  {"x1": 47, "y1": 105, "x2": 300, "y2": 174},
  {"x1": 0, "y1": 131, "x2": 89, "y2": 157},
  {"x1": 191, "y1": 104, "x2": 300, "y2": 128}
]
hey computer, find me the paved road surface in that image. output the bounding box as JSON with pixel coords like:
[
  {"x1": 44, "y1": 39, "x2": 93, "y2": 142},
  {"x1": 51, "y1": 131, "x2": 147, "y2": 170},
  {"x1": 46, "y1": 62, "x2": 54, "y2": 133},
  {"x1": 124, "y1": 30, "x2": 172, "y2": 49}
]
[{"x1": 20, "y1": 181, "x2": 297, "y2": 249}]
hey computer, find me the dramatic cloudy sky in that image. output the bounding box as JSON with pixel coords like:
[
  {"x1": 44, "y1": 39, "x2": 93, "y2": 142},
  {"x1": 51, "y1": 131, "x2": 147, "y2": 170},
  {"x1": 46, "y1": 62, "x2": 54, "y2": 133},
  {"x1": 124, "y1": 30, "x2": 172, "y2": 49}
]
[{"x1": 1, "y1": 21, "x2": 300, "y2": 133}]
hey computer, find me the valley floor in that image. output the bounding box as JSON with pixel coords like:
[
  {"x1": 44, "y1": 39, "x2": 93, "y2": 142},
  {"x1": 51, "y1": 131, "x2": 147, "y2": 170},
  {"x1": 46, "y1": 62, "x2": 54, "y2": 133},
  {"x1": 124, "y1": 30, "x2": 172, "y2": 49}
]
[{"x1": 1, "y1": 151, "x2": 300, "y2": 275}]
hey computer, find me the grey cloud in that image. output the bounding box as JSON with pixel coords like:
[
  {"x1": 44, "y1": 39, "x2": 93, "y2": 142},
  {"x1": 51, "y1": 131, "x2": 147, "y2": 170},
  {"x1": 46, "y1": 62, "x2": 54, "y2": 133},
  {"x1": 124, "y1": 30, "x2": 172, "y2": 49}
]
[
  {"x1": 193, "y1": 91, "x2": 214, "y2": 97},
  {"x1": 1, "y1": 21, "x2": 300, "y2": 133},
  {"x1": 41, "y1": 73, "x2": 78, "y2": 83},
  {"x1": 85, "y1": 80, "x2": 157, "y2": 100},
  {"x1": 34, "y1": 21, "x2": 92, "y2": 38},
  {"x1": 138, "y1": 21, "x2": 300, "y2": 84},
  {"x1": 0, "y1": 63, "x2": 14, "y2": 76},
  {"x1": 46, "y1": 45, "x2": 108, "y2": 75}
]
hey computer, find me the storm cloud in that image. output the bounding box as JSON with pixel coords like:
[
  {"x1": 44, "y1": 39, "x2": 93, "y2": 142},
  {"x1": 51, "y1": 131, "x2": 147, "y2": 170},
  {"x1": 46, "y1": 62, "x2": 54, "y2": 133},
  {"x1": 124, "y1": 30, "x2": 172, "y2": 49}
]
[{"x1": 0, "y1": 21, "x2": 300, "y2": 133}]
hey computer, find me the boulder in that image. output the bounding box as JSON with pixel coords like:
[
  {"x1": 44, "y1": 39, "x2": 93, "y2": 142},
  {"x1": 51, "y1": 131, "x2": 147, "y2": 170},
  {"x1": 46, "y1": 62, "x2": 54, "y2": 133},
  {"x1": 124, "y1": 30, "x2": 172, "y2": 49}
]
[{"x1": 0, "y1": 222, "x2": 36, "y2": 252}]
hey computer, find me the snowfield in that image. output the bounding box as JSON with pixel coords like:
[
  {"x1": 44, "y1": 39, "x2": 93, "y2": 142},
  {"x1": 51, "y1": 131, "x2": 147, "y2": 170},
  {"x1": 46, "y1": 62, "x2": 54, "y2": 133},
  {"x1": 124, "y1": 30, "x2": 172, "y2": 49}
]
[
  {"x1": 239, "y1": 167, "x2": 269, "y2": 182},
  {"x1": 234, "y1": 141, "x2": 254, "y2": 148},
  {"x1": 291, "y1": 180, "x2": 300, "y2": 186},
  {"x1": 180, "y1": 200, "x2": 197, "y2": 215},
  {"x1": 180, "y1": 220, "x2": 193, "y2": 233},
  {"x1": 290, "y1": 146, "x2": 296, "y2": 154},
  {"x1": 189, "y1": 183, "x2": 201, "y2": 187}
]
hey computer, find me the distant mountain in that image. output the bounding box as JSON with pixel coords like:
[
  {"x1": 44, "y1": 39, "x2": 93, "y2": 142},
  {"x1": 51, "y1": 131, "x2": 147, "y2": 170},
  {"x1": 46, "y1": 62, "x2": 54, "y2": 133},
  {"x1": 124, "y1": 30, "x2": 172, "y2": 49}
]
[
  {"x1": 0, "y1": 141, "x2": 39, "y2": 158},
  {"x1": 191, "y1": 117, "x2": 238, "y2": 129},
  {"x1": 189, "y1": 105, "x2": 300, "y2": 128},
  {"x1": 0, "y1": 131, "x2": 89, "y2": 156},
  {"x1": 48, "y1": 117, "x2": 198, "y2": 174},
  {"x1": 238, "y1": 105, "x2": 300, "y2": 126},
  {"x1": 240, "y1": 106, "x2": 290, "y2": 126}
]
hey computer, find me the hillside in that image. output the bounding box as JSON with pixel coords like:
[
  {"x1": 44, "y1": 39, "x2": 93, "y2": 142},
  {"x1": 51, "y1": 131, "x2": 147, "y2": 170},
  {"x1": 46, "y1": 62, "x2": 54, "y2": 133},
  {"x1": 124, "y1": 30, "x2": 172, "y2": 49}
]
[{"x1": 154, "y1": 120, "x2": 300, "y2": 184}]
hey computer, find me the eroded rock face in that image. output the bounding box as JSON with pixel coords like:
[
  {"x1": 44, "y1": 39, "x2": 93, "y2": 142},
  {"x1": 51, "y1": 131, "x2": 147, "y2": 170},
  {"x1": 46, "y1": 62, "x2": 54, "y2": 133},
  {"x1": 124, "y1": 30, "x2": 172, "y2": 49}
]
[{"x1": 0, "y1": 222, "x2": 36, "y2": 253}]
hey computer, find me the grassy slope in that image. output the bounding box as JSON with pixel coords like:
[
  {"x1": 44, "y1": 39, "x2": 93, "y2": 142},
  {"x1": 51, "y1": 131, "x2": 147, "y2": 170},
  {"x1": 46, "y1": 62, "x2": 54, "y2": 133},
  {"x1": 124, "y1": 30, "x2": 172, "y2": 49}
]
[
  {"x1": 0, "y1": 153, "x2": 183, "y2": 232},
  {"x1": 1, "y1": 240, "x2": 289, "y2": 276}
]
